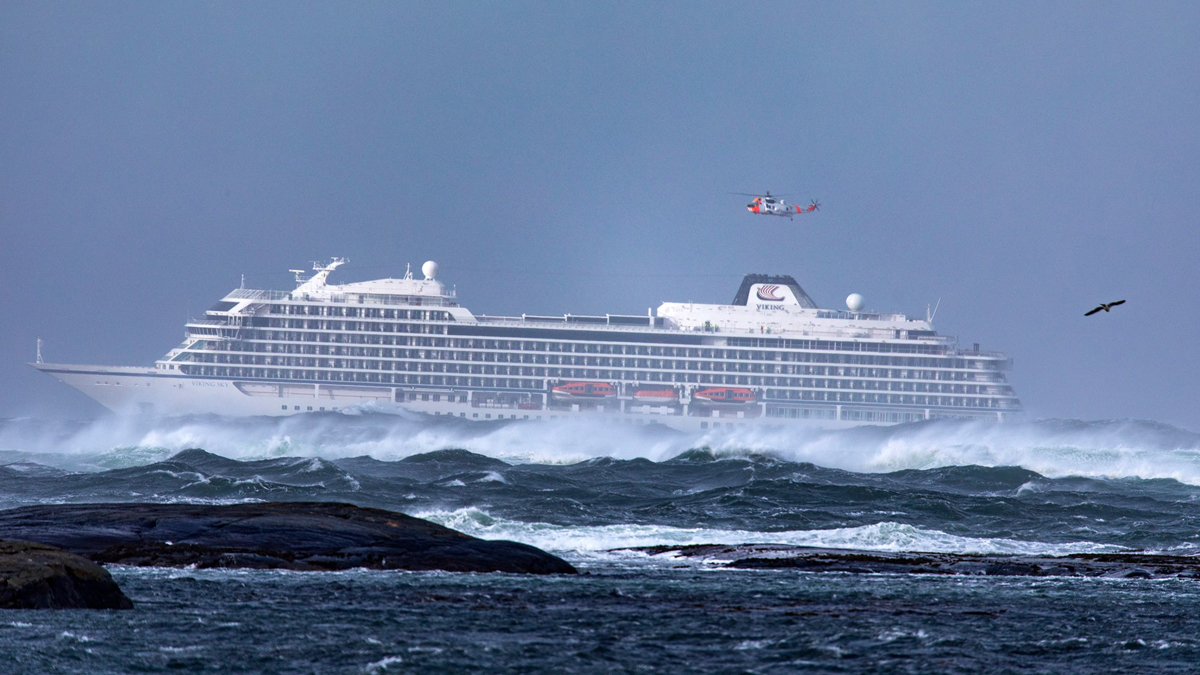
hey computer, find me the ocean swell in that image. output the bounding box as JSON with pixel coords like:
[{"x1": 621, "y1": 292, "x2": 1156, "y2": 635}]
[{"x1": 1, "y1": 414, "x2": 1199, "y2": 484}]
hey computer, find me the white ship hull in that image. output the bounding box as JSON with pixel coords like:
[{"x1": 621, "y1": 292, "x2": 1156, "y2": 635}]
[{"x1": 35, "y1": 363, "x2": 995, "y2": 431}]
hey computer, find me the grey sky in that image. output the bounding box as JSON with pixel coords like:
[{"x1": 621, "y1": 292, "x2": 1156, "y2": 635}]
[{"x1": 2, "y1": 2, "x2": 1198, "y2": 427}]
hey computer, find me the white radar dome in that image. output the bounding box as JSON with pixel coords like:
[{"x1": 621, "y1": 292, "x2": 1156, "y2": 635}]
[
  {"x1": 846, "y1": 293, "x2": 865, "y2": 312},
  {"x1": 421, "y1": 261, "x2": 439, "y2": 280}
]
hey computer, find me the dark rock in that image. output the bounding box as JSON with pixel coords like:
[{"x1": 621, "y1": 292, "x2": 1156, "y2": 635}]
[
  {"x1": 0, "y1": 502, "x2": 575, "y2": 575},
  {"x1": 0, "y1": 540, "x2": 132, "y2": 609},
  {"x1": 984, "y1": 562, "x2": 1043, "y2": 576}
]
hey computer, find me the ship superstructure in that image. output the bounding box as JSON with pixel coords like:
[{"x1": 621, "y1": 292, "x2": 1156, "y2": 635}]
[{"x1": 35, "y1": 259, "x2": 1020, "y2": 429}]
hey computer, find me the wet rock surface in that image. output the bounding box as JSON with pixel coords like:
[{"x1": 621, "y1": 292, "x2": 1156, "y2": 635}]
[
  {"x1": 628, "y1": 543, "x2": 1200, "y2": 580},
  {"x1": 0, "y1": 503, "x2": 576, "y2": 575},
  {"x1": 0, "y1": 540, "x2": 133, "y2": 609}
]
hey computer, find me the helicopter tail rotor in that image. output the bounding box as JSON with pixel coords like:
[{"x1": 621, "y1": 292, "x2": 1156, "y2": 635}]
[{"x1": 794, "y1": 199, "x2": 821, "y2": 215}]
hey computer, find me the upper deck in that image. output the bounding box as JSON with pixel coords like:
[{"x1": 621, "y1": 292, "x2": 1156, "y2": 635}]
[{"x1": 207, "y1": 259, "x2": 960, "y2": 348}]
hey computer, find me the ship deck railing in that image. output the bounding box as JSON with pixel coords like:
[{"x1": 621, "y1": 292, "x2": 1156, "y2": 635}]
[
  {"x1": 225, "y1": 287, "x2": 458, "y2": 307},
  {"x1": 215, "y1": 290, "x2": 1003, "y2": 355},
  {"x1": 952, "y1": 349, "x2": 1008, "y2": 358},
  {"x1": 474, "y1": 314, "x2": 968, "y2": 344}
]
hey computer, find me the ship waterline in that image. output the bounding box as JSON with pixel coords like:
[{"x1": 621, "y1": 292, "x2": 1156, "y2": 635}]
[{"x1": 34, "y1": 259, "x2": 1019, "y2": 430}]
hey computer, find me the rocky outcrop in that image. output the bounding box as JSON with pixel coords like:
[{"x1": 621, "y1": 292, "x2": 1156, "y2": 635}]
[
  {"x1": 628, "y1": 544, "x2": 1200, "y2": 580},
  {"x1": 0, "y1": 540, "x2": 133, "y2": 609},
  {"x1": 0, "y1": 502, "x2": 575, "y2": 575}
]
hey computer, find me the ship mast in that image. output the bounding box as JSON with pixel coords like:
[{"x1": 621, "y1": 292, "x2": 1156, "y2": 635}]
[{"x1": 293, "y1": 258, "x2": 348, "y2": 294}]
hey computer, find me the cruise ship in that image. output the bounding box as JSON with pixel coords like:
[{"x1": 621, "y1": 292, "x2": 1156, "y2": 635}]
[{"x1": 34, "y1": 258, "x2": 1020, "y2": 430}]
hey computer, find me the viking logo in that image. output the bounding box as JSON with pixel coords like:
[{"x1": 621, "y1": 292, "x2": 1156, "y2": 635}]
[{"x1": 756, "y1": 285, "x2": 785, "y2": 302}]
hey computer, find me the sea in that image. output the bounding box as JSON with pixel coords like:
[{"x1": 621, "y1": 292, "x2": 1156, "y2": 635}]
[{"x1": 2, "y1": 413, "x2": 1200, "y2": 674}]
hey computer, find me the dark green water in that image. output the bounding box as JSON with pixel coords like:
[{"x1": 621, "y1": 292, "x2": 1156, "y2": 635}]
[
  {"x1": 5, "y1": 563, "x2": 1200, "y2": 674},
  {"x1": 4, "y1": 415, "x2": 1200, "y2": 672}
]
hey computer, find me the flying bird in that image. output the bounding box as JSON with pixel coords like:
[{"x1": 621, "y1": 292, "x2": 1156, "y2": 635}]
[{"x1": 1084, "y1": 300, "x2": 1125, "y2": 316}]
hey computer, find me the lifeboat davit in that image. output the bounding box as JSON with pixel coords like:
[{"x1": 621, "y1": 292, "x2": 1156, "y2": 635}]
[
  {"x1": 692, "y1": 387, "x2": 756, "y2": 404},
  {"x1": 551, "y1": 382, "x2": 616, "y2": 398}
]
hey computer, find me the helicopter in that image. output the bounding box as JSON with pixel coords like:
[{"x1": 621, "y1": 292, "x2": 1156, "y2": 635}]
[{"x1": 734, "y1": 191, "x2": 820, "y2": 219}]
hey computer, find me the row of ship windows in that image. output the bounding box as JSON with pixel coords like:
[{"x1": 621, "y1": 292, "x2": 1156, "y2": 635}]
[
  {"x1": 176, "y1": 365, "x2": 1015, "y2": 404},
  {"x1": 726, "y1": 337, "x2": 948, "y2": 355},
  {"x1": 764, "y1": 407, "x2": 934, "y2": 423},
  {"x1": 278, "y1": 405, "x2": 990, "y2": 424},
  {"x1": 267, "y1": 306, "x2": 453, "y2": 320},
  {"x1": 255, "y1": 319, "x2": 444, "y2": 331},
  {"x1": 769, "y1": 409, "x2": 997, "y2": 423},
  {"x1": 278, "y1": 405, "x2": 667, "y2": 424},
  {"x1": 253, "y1": 310, "x2": 954, "y2": 357},
  {"x1": 179, "y1": 352, "x2": 1008, "y2": 386},
  {"x1": 197, "y1": 324, "x2": 997, "y2": 365},
  {"x1": 284, "y1": 405, "x2": 340, "y2": 412},
  {"x1": 187, "y1": 338, "x2": 1003, "y2": 372}
]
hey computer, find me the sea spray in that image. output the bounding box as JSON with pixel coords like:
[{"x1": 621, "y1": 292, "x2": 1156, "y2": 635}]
[
  {"x1": 3, "y1": 414, "x2": 1200, "y2": 483},
  {"x1": 0, "y1": 440, "x2": 1197, "y2": 554},
  {"x1": 413, "y1": 507, "x2": 1127, "y2": 558}
]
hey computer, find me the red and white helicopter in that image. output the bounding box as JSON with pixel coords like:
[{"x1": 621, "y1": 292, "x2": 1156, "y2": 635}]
[{"x1": 734, "y1": 191, "x2": 820, "y2": 219}]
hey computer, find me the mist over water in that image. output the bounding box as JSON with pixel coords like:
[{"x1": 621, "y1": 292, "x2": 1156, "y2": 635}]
[
  {"x1": 2, "y1": 413, "x2": 1200, "y2": 558},
  {"x1": 1, "y1": 413, "x2": 1198, "y2": 483}
]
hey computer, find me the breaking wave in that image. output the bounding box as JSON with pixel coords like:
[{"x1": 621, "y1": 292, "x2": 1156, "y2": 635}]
[
  {"x1": 1, "y1": 413, "x2": 1199, "y2": 484},
  {"x1": 0, "y1": 439, "x2": 1197, "y2": 555},
  {"x1": 415, "y1": 507, "x2": 1126, "y2": 558}
]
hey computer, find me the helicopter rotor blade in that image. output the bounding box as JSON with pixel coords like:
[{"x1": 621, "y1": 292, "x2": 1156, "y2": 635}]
[{"x1": 810, "y1": 199, "x2": 821, "y2": 211}]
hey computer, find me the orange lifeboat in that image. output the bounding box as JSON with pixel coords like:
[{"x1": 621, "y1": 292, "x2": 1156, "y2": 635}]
[
  {"x1": 633, "y1": 387, "x2": 679, "y2": 402},
  {"x1": 551, "y1": 382, "x2": 616, "y2": 398},
  {"x1": 692, "y1": 387, "x2": 756, "y2": 404}
]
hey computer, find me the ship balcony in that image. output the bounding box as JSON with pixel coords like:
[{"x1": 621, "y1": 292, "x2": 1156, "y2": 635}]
[
  {"x1": 952, "y1": 348, "x2": 1008, "y2": 359},
  {"x1": 185, "y1": 319, "x2": 239, "y2": 341}
]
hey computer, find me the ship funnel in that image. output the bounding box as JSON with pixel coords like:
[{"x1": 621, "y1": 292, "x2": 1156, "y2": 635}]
[{"x1": 731, "y1": 274, "x2": 818, "y2": 309}]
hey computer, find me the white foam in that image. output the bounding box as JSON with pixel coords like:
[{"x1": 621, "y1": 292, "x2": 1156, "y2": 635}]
[
  {"x1": 3, "y1": 414, "x2": 1200, "y2": 485},
  {"x1": 414, "y1": 507, "x2": 1125, "y2": 557},
  {"x1": 365, "y1": 655, "x2": 404, "y2": 673}
]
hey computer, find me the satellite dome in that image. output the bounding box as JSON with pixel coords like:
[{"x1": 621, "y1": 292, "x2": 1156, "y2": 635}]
[
  {"x1": 421, "y1": 261, "x2": 439, "y2": 280},
  {"x1": 846, "y1": 293, "x2": 865, "y2": 312}
]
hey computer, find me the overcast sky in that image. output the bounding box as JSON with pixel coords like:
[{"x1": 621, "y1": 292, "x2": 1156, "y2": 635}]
[{"x1": 2, "y1": 1, "x2": 1198, "y2": 428}]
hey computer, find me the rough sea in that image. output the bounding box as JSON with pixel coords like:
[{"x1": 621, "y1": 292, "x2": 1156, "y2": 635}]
[{"x1": 3, "y1": 413, "x2": 1200, "y2": 674}]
